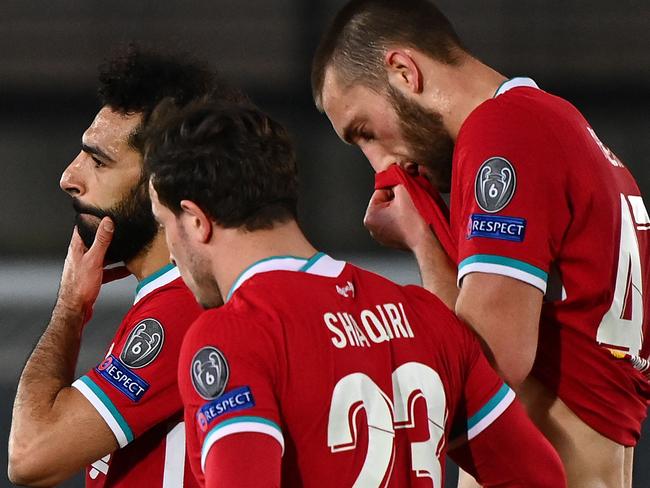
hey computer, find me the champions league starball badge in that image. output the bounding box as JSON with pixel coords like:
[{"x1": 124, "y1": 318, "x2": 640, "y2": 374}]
[
  {"x1": 120, "y1": 319, "x2": 165, "y2": 369},
  {"x1": 191, "y1": 346, "x2": 230, "y2": 400},
  {"x1": 474, "y1": 157, "x2": 517, "y2": 213}
]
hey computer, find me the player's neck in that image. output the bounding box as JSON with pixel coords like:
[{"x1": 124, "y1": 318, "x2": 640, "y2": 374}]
[
  {"x1": 212, "y1": 220, "x2": 318, "y2": 302},
  {"x1": 126, "y1": 231, "x2": 172, "y2": 282},
  {"x1": 422, "y1": 56, "x2": 506, "y2": 140}
]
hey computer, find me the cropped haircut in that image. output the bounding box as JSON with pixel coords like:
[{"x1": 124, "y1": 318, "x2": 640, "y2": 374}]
[
  {"x1": 98, "y1": 44, "x2": 248, "y2": 153},
  {"x1": 312, "y1": 0, "x2": 464, "y2": 110},
  {"x1": 145, "y1": 102, "x2": 299, "y2": 231}
]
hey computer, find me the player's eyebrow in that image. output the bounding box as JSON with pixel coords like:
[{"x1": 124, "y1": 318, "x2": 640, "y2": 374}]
[{"x1": 82, "y1": 142, "x2": 115, "y2": 163}]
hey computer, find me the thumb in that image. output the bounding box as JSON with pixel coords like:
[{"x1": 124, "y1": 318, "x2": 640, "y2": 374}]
[
  {"x1": 367, "y1": 188, "x2": 394, "y2": 209},
  {"x1": 87, "y1": 217, "x2": 114, "y2": 260}
]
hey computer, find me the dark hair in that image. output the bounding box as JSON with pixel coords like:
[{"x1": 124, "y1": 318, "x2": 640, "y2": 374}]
[
  {"x1": 98, "y1": 43, "x2": 248, "y2": 152},
  {"x1": 311, "y1": 0, "x2": 464, "y2": 110},
  {"x1": 145, "y1": 102, "x2": 298, "y2": 231}
]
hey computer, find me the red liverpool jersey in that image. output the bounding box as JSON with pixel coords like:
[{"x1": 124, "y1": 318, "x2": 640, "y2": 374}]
[
  {"x1": 72, "y1": 264, "x2": 202, "y2": 486},
  {"x1": 179, "y1": 253, "x2": 515, "y2": 487},
  {"x1": 452, "y1": 77, "x2": 650, "y2": 445}
]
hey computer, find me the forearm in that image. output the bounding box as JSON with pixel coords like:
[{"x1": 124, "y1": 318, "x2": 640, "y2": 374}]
[
  {"x1": 449, "y1": 402, "x2": 566, "y2": 487},
  {"x1": 9, "y1": 299, "x2": 85, "y2": 480},
  {"x1": 413, "y1": 238, "x2": 459, "y2": 309}
]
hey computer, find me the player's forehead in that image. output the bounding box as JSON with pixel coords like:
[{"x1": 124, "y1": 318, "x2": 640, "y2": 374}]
[{"x1": 82, "y1": 106, "x2": 142, "y2": 158}]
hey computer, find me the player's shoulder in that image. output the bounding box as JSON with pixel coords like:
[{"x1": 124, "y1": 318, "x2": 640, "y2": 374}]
[
  {"x1": 187, "y1": 295, "x2": 276, "y2": 342},
  {"x1": 466, "y1": 84, "x2": 572, "y2": 134},
  {"x1": 132, "y1": 276, "x2": 201, "y2": 318}
]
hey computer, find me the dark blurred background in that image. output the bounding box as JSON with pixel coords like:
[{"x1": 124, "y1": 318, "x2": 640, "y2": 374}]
[{"x1": 1, "y1": 1, "x2": 649, "y2": 486}]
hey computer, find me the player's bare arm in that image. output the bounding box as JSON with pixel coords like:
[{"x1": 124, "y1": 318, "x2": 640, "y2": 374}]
[
  {"x1": 365, "y1": 184, "x2": 458, "y2": 308},
  {"x1": 8, "y1": 218, "x2": 119, "y2": 486},
  {"x1": 455, "y1": 273, "x2": 542, "y2": 390},
  {"x1": 449, "y1": 400, "x2": 566, "y2": 487}
]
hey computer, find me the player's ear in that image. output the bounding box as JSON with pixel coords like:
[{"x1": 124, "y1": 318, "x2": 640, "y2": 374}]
[
  {"x1": 385, "y1": 49, "x2": 423, "y2": 95},
  {"x1": 180, "y1": 200, "x2": 213, "y2": 243}
]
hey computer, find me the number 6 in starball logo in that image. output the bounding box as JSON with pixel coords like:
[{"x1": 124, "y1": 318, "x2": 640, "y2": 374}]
[
  {"x1": 474, "y1": 157, "x2": 517, "y2": 213},
  {"x1": 120, "y1": 319, "x2": 165, "y2": 369},
  {"x1": 191, "y1": 346, "x2": 230, "y2": 400}
]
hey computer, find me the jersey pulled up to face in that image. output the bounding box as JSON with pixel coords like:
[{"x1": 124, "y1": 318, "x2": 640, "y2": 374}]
[
  {"x1": 72, "y1": 264, "x2": 203, "y2": 487},
  {"x1": 179, "y1": 253, "x2": 513, "y2": 487},
  {"x1": 452, "y1": 77, "x2": 650, "y2": 445}
]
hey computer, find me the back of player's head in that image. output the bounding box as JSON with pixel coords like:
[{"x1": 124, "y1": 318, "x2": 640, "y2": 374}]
[
  {"x1": 145, "y1": 102, "x2": 298, "y2": 231},
  {"x1": 311, "y1": 0, "x2": 465, "y2": 109},
  {"x1": 98, "y1": 43, "x2": 248, "y2": 153}
]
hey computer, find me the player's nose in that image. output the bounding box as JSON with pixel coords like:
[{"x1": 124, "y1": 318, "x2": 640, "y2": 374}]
[
  {"x1": 360, "y1": 145, "x2": 397, "y2": 174},
  {"x1": 60, "y1": 152, "x2": 86, "y2": 196}
]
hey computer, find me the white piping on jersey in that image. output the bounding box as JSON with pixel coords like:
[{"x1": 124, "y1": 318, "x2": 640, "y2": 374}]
[
  {"x1": 162, "y1": 422, "x2": 186, "y2": 488},
  {"x1": 201, "y1": 418, "x2": 285, "y2": 472},
  {"x1": 134, "y1": 266, "x2": 181, "y2": 305},
  {"x1": 494, "y1": 77, "x2": 539, "y2": 97},
  {"x1": 227, "y1": 253, "x2": 346, "y2": 302},
  {"x1": 467, "y1": 386, "x2": 516, "y2": 440},
  {"x1": 72, "y1": 377, "x2": 131, "y2": 448},
  {"x1": 458, "y1": 261, "x2": 548, "y2": 294}
]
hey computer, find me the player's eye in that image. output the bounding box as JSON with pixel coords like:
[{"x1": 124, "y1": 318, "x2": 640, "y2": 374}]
[
  {"x1": 91, "y1": 156, "x2": 105, "y2": 168},
  {"x1": 357, "y1": 128, "x2": 375, "y2": 143}
]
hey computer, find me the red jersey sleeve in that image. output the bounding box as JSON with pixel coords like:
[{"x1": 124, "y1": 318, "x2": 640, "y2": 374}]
[
  {"x1": 178, "y1": 306, "x2": 284, "y2": 480},
  {"x1": 72, "y1": 282, "x2": 202, "y2": 447},
  {"x1": 452, "y1": 91, "x2": 571, "y2": 295},
  {"x1": 407, "y1": 287, "x2": 515, "y2": 443}
]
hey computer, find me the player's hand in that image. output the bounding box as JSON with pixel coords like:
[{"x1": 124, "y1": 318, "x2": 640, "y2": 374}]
[
  {"x1": 364, "y1": 184, "x2": 437, "y2": 252},
  {"x1": 57, "y1": 217, "x2": 114, "y2": 321}
]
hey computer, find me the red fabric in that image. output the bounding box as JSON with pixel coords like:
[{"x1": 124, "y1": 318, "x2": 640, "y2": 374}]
[
  {"x1": 375, "y1": 164, "x2": 458, "y2": 263},
  {"x1": 180, "y1": 257, "x2": 515, "y2": 487},
  {"x1": 449, "y1": 401, "x2": 567, "y2": 487},
  {"x1": 205, "y1": 433, "x2": 281, "y2": 488},
  {"x1": 451, "y1": 86, "x2": 650, "y2": 445},
  {"x1": 81, "y1": 277, "x2": 203, "y2": 487}
]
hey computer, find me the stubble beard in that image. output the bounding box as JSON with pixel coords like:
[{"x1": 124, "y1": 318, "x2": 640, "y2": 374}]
[{"x1": 387, "y1": 86, "x2": 455, "y2": 193}]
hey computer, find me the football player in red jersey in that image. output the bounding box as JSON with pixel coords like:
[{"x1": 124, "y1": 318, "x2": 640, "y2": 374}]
[
  {"x1": 8, "y1": 46, "x2": 245, "y2": 487},
  {"x1": 145, "y1": 102, "x2": 565, "y2": 487},
  {"x1": 312, "y1": 1, "x2": 650, "y2": 486}
]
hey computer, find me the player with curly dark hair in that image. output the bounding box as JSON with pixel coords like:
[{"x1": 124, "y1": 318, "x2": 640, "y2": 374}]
[{"x1": 9, "y1": 45, "x2": 245, "y2": 487}]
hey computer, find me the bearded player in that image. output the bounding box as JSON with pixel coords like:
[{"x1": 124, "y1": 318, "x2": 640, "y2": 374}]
[
  {"x1": 8, "y1": 46, "x2": 244, "y2": 487},
  {"x1": 145, "y1": 101, "x2": 565, "y2": 487},
  {"x1": 311, "y1": 1, "x2": 650, "y2": 486}
]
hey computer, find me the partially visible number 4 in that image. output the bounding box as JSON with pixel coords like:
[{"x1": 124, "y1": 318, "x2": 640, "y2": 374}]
[{"x1": 597, "y1": 194, "x2": 647, "y2": 355}]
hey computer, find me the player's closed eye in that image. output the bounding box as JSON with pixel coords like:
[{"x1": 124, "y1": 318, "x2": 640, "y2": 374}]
[{"x1": 91, "y1": 156, "x2": 105, "y2": 168}]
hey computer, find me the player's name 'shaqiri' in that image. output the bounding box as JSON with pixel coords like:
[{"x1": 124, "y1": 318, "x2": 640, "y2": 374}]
[{"x1": 324, "y1": 302, "x2": 415, "y2": 349}]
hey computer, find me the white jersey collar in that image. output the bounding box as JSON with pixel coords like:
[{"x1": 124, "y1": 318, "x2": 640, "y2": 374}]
[
  {"x1": 134, "y1": 263, "x2": 181, "y2": 304},
  {"x1": 226, "y1": 252, "x2": 346, "y2": 302},
  {"x1": 494, "y1": 77, "x2": 539, "y2": 97}
]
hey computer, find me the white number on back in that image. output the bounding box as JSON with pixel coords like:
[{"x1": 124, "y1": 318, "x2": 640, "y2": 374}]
[
  {"x1": 328, "y1": 362, "x2": 447, "y2": 487},
  {"x1": 597, "y1": 194, "x2": 645, "y2": 355}
]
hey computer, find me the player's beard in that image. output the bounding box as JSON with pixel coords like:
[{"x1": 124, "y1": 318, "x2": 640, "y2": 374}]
[
  {"x1": 73, "y1": 176, "x2": 158, "y2": 264},
  {"x1": 184, "y1": 251, "x2": 223, "y2": 310},
  {"x1": 388, "y1": 86, "x2": 455, "y2": 193}
]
